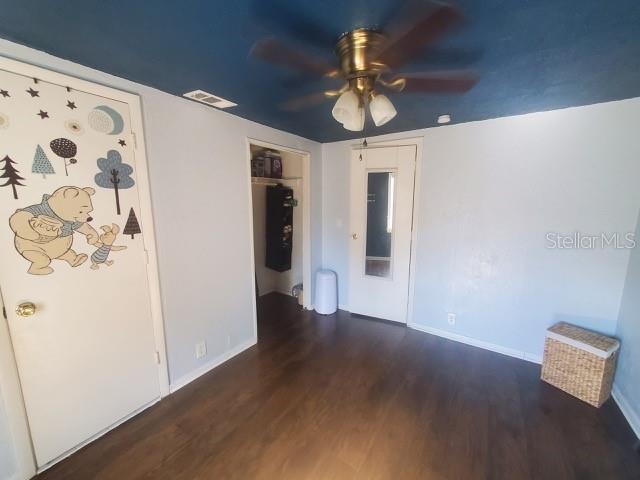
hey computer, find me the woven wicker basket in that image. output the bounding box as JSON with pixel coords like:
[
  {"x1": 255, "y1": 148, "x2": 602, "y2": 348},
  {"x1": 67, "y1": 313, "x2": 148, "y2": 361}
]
[{"x1": 541, "y1": 322, "x2": 620, "y2": 407}]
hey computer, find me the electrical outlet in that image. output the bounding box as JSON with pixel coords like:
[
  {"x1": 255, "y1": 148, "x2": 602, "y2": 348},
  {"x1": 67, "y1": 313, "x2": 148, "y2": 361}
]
[
  {"x1": 447, "y1": 313, "x2": 456, "y2": 325},
  {"x1": 195, "y1": 341, "x2": 207, "y2": 359}
]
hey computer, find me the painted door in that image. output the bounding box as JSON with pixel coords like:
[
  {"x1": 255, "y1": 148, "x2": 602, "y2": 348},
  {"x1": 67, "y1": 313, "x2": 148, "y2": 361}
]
[
  {"x1": 0, "y1": 67, "x2": 160, "y2": 468},
  {"x1": 349, "y1": 145, "x2": 416, "y2": 323}
]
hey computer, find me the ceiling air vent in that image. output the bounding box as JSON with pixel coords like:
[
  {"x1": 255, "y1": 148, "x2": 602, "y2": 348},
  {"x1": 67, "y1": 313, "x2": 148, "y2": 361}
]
[{"x1": 183, "y1": 90, "x2": 237, "y2": 109}]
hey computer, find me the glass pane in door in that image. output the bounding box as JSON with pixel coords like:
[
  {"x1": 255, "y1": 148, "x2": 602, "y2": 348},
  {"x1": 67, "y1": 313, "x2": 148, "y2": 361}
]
[{"x1": 365, "y1": 171, "x2": 394, "y2": 278}]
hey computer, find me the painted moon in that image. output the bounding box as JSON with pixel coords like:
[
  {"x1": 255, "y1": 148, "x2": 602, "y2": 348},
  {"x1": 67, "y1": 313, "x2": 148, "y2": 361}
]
[{"x1": 88, "y1": 105, "x2": 124, "y2": 135}]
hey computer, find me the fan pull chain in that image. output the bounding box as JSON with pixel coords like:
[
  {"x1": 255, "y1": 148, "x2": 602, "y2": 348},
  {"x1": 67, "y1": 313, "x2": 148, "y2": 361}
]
[{"x1": 359, "y1": 110, "x2": 369, "y2": 160}]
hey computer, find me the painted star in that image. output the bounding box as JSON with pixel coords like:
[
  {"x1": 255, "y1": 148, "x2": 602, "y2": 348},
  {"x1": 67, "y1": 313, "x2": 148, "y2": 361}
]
[
  {"x1": 0, "y1": 89, "x2": 9, "y2": 98},
  {"x1": 26, "y1": 87, "x2": 39, "y2": 97},
  {"x1": 37, "y1": 110, "x2": 49, "y2": 119},
  {"x1": 118, "y1": 139, "x2": 126, "y2": 147},
  {"x1": 66, "y1": 100, "x2": 77, "y2": 110}
]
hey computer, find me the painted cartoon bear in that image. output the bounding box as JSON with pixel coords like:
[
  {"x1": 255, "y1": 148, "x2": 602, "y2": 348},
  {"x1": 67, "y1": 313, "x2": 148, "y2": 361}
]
[{"x1": 9, "y1": 186, "x2": 101, "y2": 275}]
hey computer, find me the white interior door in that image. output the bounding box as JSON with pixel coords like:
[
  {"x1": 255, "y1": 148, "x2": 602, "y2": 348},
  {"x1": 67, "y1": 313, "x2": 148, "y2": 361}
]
[
  {"x1": 349, "y1": 145, "x2": 416, "y2": 323},
  {"x1": 0, "y1": 67, "x2": 161, "y2": 468}
]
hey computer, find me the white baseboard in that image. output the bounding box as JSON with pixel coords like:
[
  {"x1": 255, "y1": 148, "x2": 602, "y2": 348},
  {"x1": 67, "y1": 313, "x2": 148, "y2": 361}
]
[
  {"x1": 307, "y1": 304, "x2": 346, "y2": 312},
  {"x1": 275, "y1": 288, "x2": 294, "y2": 296},
  {"x1": 260, "y1": 288, "x2": 297, "y2": 298},
  {"x1": 408, "y1": 323, "x2": 543, "y2": 364},
  {"x1": 612, "y1": 385, "x2": 640, "y2": 440},
  {"x1": 169, "y1": 337, "x2": 257, "y2": 393}
]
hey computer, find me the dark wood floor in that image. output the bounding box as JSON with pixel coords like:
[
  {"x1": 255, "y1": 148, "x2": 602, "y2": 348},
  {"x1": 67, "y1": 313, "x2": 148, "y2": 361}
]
[{"x1": 38, "y1": 293, "x2": 640, "y2": 480}]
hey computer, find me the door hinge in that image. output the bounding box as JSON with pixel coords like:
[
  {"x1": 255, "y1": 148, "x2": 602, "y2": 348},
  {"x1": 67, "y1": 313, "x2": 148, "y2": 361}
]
[
  {"x1": 155, "y1": 351, "x2": 161, "y2": 364},
  {"x1": 131, "y1": 131, "x2": 138, "y2": 148},
  {"x1": 2, "y1": 306, "x2": 6, "y2": 320}
]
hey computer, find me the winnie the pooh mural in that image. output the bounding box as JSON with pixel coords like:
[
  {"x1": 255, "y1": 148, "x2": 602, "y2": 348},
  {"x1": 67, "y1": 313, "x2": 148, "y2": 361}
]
[{"x1": 9, "y1": 186, "x2": 102, "y2": 275}]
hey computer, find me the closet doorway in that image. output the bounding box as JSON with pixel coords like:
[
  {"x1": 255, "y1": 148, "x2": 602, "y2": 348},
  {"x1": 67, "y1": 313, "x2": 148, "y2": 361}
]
[{"x1": 246, "y1": 140, "x2": 311, "y2": 326}]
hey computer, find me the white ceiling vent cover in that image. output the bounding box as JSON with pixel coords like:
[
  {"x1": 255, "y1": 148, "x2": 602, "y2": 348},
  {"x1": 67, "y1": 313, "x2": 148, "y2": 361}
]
[{"x1": 183, "y1": 90, "x2": 237, "y2": 109}]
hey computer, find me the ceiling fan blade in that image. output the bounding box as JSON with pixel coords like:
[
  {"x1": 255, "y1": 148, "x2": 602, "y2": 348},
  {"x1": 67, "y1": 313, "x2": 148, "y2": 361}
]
[
  {"x1": 388, "y1": 71, "x2": 478, "y2": 93},
  {"x1": 250, "y1": 0, "x2": 338, "y2": 49},
  {"x1": 282, "y1": 72, "x2": 343, "y2": 90},
  {"x1": 377, "y1": 1, "x2": 464, "y2": 69},
  {"x1": 280, "y1": 91, "x2": 336, "y2": 112},
  {"x1": 413, "y1": 46, "x2": 484, "y2": 68},
  {"x1": 251, "y1": 38, "x2": 337, "y2": 77}
]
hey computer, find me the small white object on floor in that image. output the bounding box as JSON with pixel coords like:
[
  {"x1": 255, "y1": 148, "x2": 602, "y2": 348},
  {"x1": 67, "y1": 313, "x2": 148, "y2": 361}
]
[{"x1": 314, "y1": 269, "x2": 338, "y2": 315}]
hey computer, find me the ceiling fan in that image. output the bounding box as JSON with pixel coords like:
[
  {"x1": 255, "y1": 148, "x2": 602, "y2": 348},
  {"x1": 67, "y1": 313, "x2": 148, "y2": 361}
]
[{"x1": 251, "y1": 0, "x2": 478, "y2": 132}]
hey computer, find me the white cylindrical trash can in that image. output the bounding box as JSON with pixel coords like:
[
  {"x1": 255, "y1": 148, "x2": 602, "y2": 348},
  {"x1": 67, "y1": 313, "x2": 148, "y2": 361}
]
[{"x1": 314, "y1": 269, "x2": 337, "y2": 315}]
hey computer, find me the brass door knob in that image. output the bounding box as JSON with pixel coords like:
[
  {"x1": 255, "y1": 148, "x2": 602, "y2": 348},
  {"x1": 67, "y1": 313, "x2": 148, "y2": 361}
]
[{"x1": 15, "y1": 302, "x2": 36, "y2": 317}]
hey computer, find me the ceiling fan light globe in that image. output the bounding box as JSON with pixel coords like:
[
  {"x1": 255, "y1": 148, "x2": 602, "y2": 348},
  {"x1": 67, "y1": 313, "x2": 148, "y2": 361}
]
[
  {"x1": 370, "y1": 94, "x2": 397, "y2": 126},
  {"x1": 332, "y1": 90, "x2": 360, "y2": 125},
  {"x1": 342, "y1": 106, "x2": 365, "y2": 131}
]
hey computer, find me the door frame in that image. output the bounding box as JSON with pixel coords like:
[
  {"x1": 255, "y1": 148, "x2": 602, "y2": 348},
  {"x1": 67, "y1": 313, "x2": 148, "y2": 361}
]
[
  {"x1": 350, "y1": 136, "x2": 423, "y2": 324},
  {"x1": 0, "y1": 56, "x2": 170, "y2": 478},
  {"x1": 245, "y1": 138, "x2": 312, "y2": 333}
]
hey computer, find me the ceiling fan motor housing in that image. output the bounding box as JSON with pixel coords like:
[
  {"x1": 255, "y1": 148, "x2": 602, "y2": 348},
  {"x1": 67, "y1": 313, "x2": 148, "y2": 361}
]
[{"x1": 335, "y1": 28, "x2": 387, "y2": 94}]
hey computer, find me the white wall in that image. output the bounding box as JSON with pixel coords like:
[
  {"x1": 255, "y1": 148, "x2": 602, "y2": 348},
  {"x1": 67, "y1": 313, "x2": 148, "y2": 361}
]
[
  {"x1": 614, "y1": 210, "x2": 640, "y2": 438},
  {"x1": 0, "y1": 386, "x2": 17, "y2": 480},
  {"x1": 0, "y1": 298, "x2": 17, "y2": 480},
  {"x1": 323, "y1": 98, "x2": 640, "y2": 359},
  {"x1": 0, "y1": 38, "x2": 322, "y2": 479},
  {"x1": 280, "y1": 151, "x2": 303, "y2": 178}
]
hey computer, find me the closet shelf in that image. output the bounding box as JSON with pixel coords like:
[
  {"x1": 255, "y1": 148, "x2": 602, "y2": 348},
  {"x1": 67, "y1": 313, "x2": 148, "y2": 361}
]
[{"x1": 252, "y1": 176, "x2": 301, "y2": 183}]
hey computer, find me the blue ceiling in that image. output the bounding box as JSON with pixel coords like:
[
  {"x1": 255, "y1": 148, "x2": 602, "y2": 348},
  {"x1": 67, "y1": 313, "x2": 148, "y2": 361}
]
[{"x1": 0, "y1": 0, "x2": 639, "y2": 142}]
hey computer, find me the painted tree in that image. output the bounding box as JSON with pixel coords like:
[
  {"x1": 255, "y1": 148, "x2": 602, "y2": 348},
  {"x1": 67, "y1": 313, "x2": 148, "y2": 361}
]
[
  {"x1": 32, "y1": 144, "x2": 55, "y2": 178},
  {"x1": 49, "y1": 138, "x2": 77, "y2": 176},
  {"x1": 123, "y1": 208, "x2": 141, "y2": 239},
  {"x1": 0, "y1": 155, "x2": 25, "y2": 199},
  {"x1": 95, "y1": 150, "x2": 134, "y2": 215}
]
